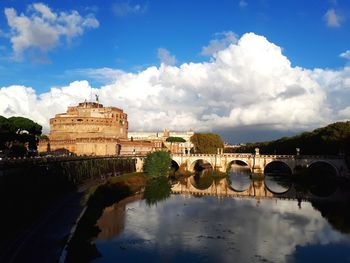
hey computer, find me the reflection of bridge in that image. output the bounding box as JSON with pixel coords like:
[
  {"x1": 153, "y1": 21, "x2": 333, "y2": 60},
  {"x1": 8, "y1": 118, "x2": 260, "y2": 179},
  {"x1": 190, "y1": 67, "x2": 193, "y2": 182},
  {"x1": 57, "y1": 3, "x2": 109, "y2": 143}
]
[
  {"x1": 171, "y1": 176, "x2": 349, "y2": 201},
  {"x1": 172, "y1": 176, "x2": 275, "y2": 199},
  {"x1": 171, "y1": 153, "x2": 349, "y2": 176}
]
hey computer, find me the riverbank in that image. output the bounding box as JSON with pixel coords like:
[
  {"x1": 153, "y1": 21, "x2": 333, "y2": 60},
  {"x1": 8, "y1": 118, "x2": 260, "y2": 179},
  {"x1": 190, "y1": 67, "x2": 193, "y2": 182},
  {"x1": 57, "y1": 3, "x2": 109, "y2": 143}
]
[{"x1": 64, "y1": 172, "x2": 148, "y2": 263}]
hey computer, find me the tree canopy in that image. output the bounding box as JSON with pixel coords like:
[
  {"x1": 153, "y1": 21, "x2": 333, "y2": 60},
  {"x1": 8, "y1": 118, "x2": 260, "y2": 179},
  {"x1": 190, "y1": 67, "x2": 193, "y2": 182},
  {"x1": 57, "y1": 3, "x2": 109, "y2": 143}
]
[
  {"x1": 166, "y1": 136, "x2": 186, "y2": 143},
  {"x1": 235, "y1": 121, "x2": 350, "y2": 156},
  {"x1": 0, "y1": 115, "x2": 43, "y2": 154},
  {"x1": 8, "y1": 116, "x2": 42, "y2": 135},
  {"x1": 143, "y1": 151, "x2": 172, "y2": 177},
  {"x1": 190, "y1": 133, "x2": 224, "y2": 154}
]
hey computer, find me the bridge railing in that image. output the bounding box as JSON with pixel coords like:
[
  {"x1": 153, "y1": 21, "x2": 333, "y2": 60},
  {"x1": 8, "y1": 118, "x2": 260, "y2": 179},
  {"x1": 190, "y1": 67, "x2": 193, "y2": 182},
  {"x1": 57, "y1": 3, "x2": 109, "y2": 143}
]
[{"x1": 171, "y1": 153, "x2": 344, "y2": 160}]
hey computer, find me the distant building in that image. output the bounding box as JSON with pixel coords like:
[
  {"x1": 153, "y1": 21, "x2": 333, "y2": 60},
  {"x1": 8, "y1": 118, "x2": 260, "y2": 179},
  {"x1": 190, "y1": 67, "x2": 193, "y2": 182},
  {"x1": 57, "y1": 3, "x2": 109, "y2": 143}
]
[{"x1": 128, "y1": 129, "x2": 194, "y2": 154}]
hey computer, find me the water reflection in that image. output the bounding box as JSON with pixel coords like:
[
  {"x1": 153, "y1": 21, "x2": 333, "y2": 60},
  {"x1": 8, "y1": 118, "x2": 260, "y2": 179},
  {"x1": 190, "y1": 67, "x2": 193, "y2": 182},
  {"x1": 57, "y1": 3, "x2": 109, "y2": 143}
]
[
  {"x1": 91, "y1": 166, "x2": 350, "y2": 263},
  {"x1": 190, "y1": 171, "x2": 214, "y2": 190},
  {"x1": 94, "y1": 184, "x2": 350, "y2": 263},
  {"x1": 143, "y1": 177, "x2": 172, "y2": 206},
  {"x1": 227, "y1": 164, "x2": 251, "y2": 192},
  {"x1": 306, "y1": 162, "x2": 338, "y2": 197},
  {"x1": 264, "y1": 173, "x2": 292, "y2": 194}
]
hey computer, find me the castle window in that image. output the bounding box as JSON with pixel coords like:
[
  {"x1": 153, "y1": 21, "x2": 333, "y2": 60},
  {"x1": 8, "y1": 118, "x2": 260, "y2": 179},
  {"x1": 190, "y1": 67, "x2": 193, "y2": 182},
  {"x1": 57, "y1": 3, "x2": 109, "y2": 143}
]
[{"x1": 77, "y1": 119, "x2": 83, "y2": 121}]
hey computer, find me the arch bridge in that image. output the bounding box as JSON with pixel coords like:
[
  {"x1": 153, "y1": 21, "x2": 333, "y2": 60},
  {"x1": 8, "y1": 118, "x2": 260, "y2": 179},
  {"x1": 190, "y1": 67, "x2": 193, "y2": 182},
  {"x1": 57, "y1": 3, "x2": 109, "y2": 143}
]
[{"x1": 171, "y1": 153, "x2": 349, "y2": 177}]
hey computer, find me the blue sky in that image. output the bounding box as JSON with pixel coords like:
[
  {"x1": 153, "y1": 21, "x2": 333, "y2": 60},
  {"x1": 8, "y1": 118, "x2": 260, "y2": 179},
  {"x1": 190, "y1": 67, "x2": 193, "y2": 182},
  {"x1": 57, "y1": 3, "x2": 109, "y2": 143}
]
[
  {"x1": 1, "y1": 0, "x2": 350, "y2": 142},
  {"x1": 1, "y1": 0, "x2": 349, "y2": 90}
]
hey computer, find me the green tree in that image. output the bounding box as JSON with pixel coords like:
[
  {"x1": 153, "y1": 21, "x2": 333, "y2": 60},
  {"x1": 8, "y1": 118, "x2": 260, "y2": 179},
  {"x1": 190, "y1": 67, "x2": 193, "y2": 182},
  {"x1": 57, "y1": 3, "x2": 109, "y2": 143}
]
[
  {"x1": 0, "y1": 115, "x2": 43, "y2": 153},
  {"x1": 190, "y1": 133, "x2": 224, "y2": 154},
  {"x1": 144, "y1": 151, "x2": 172, "y2": 177},
  {"x1": 235, "y1": 121, "x2": 350, "y2": 156},
  {"x1": 166, "y1": 137, "x2": 186, "y2": 143},
  {"x1": 0, "y1": 116, "x2": 16, "y2": 149},
  {"x1": 8, "y1": 116, "x2": 42, "y2": 135}
]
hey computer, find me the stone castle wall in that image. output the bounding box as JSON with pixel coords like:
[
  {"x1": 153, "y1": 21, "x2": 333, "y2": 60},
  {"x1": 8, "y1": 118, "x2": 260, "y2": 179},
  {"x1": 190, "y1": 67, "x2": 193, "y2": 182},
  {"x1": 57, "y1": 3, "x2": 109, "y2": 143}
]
[{"x1": 39, "y1": 102, "x2": 130, "y2": 156}]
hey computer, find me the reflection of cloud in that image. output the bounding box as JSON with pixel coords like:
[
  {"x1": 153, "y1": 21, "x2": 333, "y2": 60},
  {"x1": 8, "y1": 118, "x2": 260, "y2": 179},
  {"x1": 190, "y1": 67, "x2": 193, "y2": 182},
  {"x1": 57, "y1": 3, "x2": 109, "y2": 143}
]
[{"x1": 95, "y1": 195, "x2": 348, "y2": 262}]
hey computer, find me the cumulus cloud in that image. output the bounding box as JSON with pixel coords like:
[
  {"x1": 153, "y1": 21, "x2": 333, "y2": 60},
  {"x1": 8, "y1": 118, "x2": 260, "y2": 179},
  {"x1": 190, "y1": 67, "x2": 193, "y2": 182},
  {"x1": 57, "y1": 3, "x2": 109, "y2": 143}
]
[
  {"x1": 201, "y1": 31, "x2": 238, "y2": 56},
  {"x1": 112, "y1": 2, "x2": 147, "y2": 17},
  {"x1": 157, "y1": 48, "x2": 177, "y2": 66},
  {"x1": 4, "y1": 3, "x2": 99, "y2": 60},
  {"x1": 324, "y1": 9, "x2": 342, "y2": 27},
  {"x1": 340, "y1": 50, "x2": 350, "y2": 59},
  {"x1": 0, "y1": 32, "x2": 349, "y2": 137}
]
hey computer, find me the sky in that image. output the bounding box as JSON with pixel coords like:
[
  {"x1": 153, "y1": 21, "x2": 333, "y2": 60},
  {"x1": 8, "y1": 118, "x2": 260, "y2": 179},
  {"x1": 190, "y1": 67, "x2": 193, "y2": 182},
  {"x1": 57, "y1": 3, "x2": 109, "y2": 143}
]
[{"x1": 1, "y1": 0, "x2": 350, "y2": 143}]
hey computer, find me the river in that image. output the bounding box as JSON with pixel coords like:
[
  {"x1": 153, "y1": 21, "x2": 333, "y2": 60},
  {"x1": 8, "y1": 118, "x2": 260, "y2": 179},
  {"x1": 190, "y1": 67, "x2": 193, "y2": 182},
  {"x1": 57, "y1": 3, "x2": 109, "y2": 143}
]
[{"x1": 90, "y1": 166, "x2": 350, "y2": 263}]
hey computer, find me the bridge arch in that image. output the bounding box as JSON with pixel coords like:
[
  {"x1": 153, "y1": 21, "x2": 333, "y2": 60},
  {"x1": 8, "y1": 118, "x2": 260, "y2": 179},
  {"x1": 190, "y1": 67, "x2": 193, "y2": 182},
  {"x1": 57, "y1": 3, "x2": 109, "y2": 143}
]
[
  {"x1": 307, "y1": 160, "x2": 339, "y2": 177},
  {"x1": 264, "y1": 160, "x2": 293, "y2": 176},
  {"x1": 189, "y1": 159, "x2": 214, "y2": 172},
  {"x1": 171, "y1": 160, "x2": 180, "y2": 171}
]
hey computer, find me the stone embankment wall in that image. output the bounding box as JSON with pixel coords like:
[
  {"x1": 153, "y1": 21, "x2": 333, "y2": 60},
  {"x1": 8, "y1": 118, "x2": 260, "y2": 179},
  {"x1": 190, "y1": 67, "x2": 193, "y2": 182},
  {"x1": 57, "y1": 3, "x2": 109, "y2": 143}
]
[{"x1": 0, "y1": 157, "x2": 136, "y2": 245}]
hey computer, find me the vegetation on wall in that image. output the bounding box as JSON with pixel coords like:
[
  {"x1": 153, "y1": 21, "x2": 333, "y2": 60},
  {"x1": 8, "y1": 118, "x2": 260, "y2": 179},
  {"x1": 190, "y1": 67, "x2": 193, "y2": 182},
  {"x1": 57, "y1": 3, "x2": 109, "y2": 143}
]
[
  {"x1": 235, "y1": 121, "x2": 350, "y2": 156},
  {"x1": 143, "y1": 151, "x2": 172, "y2": 177},
  {"x1": 190, "y1": 133, "x2": 224, "y2": 154}
]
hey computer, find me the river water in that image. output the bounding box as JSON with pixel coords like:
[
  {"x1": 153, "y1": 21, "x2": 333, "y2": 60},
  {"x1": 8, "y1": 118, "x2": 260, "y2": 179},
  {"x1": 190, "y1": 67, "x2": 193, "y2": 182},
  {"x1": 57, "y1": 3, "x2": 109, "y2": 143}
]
[{"x1": 91, "y1": 167, "x2": 350, "y2": 263}]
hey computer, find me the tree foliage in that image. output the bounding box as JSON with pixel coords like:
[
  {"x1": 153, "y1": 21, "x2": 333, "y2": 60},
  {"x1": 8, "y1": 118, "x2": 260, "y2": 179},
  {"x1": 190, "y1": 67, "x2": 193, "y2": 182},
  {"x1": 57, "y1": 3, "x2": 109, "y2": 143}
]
[
  {"x1": 166, "y1": 136, "x2": 186, "y2": 143},
  {"x1": 190, "y1": 133, "x2": 224, "y2": 154},
  {"x1": 8, "y1": 116, "x2": 42, "y2": 135},
  {"x1": 0, "y1": 115, "x2": 42, "y2": 154},
  {"x1": 235, "y1": 121, "x2": 350, "y2": 156},
  {"x1": 144, "y1": 151, "x2": 172, "y2": 177}
]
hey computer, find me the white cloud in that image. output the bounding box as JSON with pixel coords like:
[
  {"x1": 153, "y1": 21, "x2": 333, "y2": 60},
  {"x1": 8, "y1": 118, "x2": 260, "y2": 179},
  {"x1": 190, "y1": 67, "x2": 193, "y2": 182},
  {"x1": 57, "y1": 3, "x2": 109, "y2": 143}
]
[
  {"x1": 157, "y1": 48, "x2": 177, "y2": 66},
  {"x1": 201, "y1": 31, "x2": 238, "y2": 56},
  {"x1": 112, "y1": 2, "x2": 147, "y2": 17},
  {"x1": 239, "y1": 0, "x2": 248, "y2": 8},
  {"x1": 68, "y1": 67, "x2": 126, "y2": 84},
  {"x1": 1, "y1": 32, "x2": 350, "y2": 135},
  {"x1": 324, "y1": 9, "x2": 342, "y2": 27},
  {"x1": 340, "y1": 50, "x2": 350, "y2": 59},
  {"x1": 4, "y1": 3, "x2": 99, "y2": 60}
]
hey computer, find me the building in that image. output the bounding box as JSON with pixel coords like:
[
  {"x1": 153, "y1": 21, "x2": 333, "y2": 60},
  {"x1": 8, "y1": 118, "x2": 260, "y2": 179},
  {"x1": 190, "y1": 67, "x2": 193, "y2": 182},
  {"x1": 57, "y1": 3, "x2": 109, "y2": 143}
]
[
  {"x1": 128, "y1": 129, "x2": 194, "y2": 154},
  {"x1": 38, "y1": 101, "x2": 195, "y2": 156},
  {"x1": 39, "y1": 101, "x2": 132, "y2": 156}
]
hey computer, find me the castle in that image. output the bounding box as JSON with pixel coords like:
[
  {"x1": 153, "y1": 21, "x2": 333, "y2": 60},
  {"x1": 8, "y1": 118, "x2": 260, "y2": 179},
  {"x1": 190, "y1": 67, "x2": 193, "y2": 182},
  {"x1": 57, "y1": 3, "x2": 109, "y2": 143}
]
[{"x1": 38, "y1": 101, "x2": 193, "y2": 156}]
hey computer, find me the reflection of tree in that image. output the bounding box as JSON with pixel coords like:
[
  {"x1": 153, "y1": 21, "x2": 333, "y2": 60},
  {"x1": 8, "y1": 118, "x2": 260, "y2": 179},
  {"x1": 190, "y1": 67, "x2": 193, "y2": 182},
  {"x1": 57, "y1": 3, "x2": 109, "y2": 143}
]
[
  {"x1": 307, "y1": 163, "x2": 338, "y2": 197},
  {"x1": 311, "y1": 200, "x2": 350, "y2": 234},
  {"x1": 144, "y1": 177, "x2": 172, "y2": 206},
  {"x1": 192, "y1": 171, "x2": 214, "y2": 190}
]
